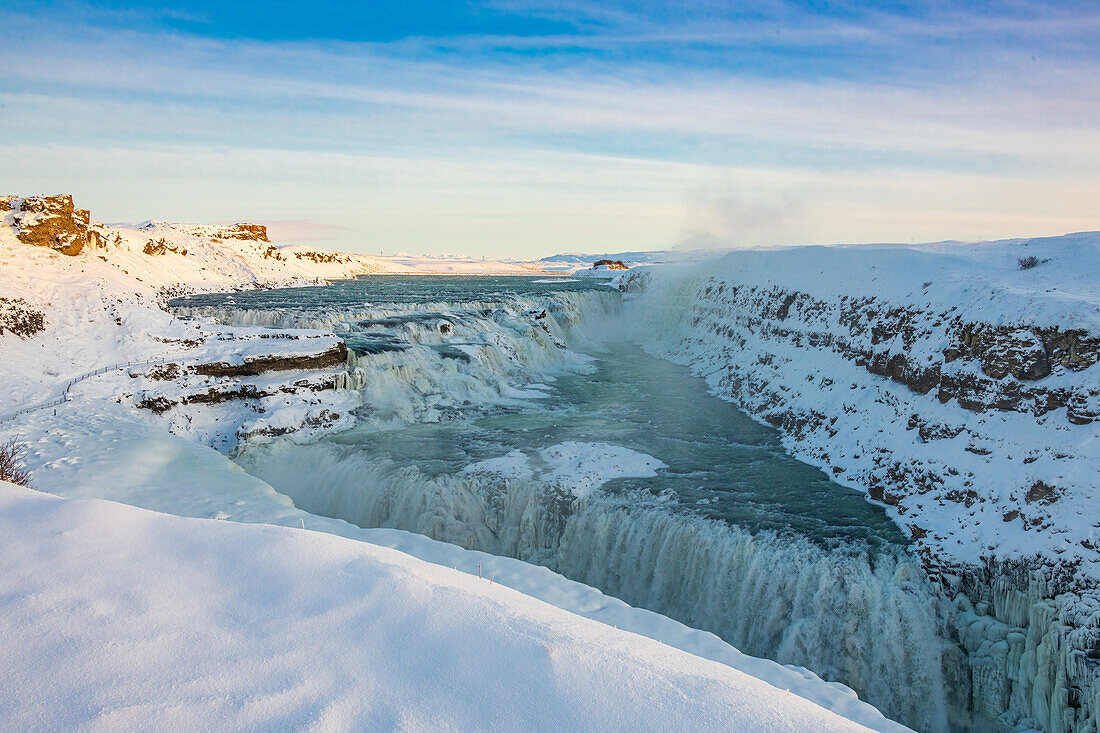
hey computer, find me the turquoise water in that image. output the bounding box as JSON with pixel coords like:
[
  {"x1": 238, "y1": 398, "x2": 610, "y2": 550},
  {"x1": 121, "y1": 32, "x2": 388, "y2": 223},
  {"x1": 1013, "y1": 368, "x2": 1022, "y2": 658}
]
[
  {"x1": 330, "y1": 340, "x2": 907, "y2": 548},
  {"x1": 172, "y1": 273, "x2": 613, "y2": 310},
  {"x1": 175, "y1": 275, "x2": 904, "y2": 548}
]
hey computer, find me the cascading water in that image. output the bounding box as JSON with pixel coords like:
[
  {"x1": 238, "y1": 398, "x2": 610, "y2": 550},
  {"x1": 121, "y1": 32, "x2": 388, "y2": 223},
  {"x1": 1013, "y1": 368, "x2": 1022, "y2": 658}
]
[
  {"x1": 170, "y1": 275, "x2": 1066, "y2": 732},
  {"x1": 235, "y1": 436, "x2": 950, "y2": 731}
]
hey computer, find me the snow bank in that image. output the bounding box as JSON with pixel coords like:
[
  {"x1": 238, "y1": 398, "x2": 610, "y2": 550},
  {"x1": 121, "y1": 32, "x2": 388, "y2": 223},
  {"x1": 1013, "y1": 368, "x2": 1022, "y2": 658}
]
[
  {"x1": 0, "y1": 480, "x2": 883, "y2": 732},
  {"x1": 2, "y1": 403, "x2": 907, "y2": 731}
]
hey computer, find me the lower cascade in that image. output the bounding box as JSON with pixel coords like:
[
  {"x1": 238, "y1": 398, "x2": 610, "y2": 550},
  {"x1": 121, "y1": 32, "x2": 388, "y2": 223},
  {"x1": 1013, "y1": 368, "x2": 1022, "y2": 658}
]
[{"x1": 237, "y1": 439, "x2": 952, "y2": 731}]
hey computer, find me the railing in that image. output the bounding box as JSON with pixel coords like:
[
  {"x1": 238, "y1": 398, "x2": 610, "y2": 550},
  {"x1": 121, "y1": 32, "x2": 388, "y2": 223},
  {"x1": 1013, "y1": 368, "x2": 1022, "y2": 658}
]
[{"x1": 0, "y1": 357, "x2": 173, "y2": 424}]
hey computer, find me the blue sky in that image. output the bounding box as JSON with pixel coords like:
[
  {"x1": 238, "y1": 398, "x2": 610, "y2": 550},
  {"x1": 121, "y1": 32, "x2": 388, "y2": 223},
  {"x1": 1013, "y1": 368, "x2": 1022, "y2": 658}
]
[{"x1": 2, "y1": 1, "x2": 1098, "y2": 257}]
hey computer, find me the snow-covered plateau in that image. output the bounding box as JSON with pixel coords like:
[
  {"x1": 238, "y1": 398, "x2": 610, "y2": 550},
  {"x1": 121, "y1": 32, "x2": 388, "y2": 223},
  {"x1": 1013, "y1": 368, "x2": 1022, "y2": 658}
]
[{"x1": 1, "y1": 194, "x2": 1097, "y2": 732}]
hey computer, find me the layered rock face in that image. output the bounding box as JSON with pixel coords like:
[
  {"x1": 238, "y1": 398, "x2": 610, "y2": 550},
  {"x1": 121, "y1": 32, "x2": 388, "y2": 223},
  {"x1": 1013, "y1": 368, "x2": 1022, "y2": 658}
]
[
  {"x1": 622, "y1": 235, "x2": 1099, "y2": 731},
  {"x1": 0, "y1": 195, "x2": 104, "y2": 255}
]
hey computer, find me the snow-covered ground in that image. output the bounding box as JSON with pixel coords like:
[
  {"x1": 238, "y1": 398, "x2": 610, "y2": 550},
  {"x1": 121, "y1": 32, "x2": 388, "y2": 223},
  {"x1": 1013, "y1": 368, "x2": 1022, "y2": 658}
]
[
  {"x1": 467, "y1": 442, "x2": 667, "y2": 500},
  {"x1": 0, "y1": 480, "x2": 885, "y2": 733}
]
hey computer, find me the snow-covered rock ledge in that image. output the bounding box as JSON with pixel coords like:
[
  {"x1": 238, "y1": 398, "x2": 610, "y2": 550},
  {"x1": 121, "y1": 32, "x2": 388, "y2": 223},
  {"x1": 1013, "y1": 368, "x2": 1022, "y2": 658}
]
[
  {"x1": 622, "y1": 232, "x2": 1100, "y2": 731},
  {"x1": 0, "y1": 195, "x2": 385, "y2": 446}
]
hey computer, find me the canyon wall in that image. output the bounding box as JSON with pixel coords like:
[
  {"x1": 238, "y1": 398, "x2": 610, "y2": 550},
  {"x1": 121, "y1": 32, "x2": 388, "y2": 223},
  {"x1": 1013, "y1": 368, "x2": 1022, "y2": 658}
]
[{"x1": 621, "y1": 234, "x2": 1100, "y2": 731}]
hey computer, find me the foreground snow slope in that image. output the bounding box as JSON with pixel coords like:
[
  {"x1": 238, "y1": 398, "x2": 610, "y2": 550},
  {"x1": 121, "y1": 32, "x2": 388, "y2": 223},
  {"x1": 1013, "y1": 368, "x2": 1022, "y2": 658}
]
[
  {"x1": 0, "y1": 481, "x2": 879, "y2": 733},
  {"x1": 3, "y1": 402, "x2": 906, "y2": 731}
]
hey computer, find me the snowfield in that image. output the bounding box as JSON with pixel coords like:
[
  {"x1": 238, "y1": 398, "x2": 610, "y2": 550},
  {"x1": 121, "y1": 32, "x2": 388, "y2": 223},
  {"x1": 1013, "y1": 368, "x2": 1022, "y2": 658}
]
[{"x1": 0, "y1": 481, "x2": 883, "y2": 732}]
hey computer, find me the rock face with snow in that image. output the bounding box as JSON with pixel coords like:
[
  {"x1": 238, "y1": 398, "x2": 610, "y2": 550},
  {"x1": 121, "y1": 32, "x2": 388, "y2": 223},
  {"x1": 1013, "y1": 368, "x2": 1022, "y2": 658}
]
[
  {"x1": 622, "y1": 233, "x2": 1100, "y2": 732},
  {"x1": 0, "y1": 194, "x2": 104, "y2": 255},
  {"x1": 0, "y1": 297, "x2": 45, "y2": 337}
]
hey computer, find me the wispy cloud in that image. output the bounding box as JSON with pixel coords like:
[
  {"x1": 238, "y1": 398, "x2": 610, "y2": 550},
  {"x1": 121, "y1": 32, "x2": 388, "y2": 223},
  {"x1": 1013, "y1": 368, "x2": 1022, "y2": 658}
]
[{"x1": 1, "y1": 1, "x2": 1097, "y2": 256}]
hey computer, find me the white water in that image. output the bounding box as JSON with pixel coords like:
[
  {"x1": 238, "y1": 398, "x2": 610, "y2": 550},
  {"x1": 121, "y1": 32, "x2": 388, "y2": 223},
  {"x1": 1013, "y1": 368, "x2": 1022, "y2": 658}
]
[{"x1": 236, "y1": 438, "x2": 949, "y2": 731}]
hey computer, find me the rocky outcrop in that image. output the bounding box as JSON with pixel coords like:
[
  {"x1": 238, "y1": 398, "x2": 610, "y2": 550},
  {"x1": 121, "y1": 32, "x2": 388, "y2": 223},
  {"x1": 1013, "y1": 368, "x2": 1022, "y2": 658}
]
[
  {"x1": 136, "y1": 379, "x2": 341, "y2": 414},
  {"x1": 143, "y1": 238, "x2": 188, "y2": 256},
  {"x1": 214, "y1": 223, "x2": 268, "y2": 242},
  {"x1": 191, "y1": 342, "x2": 349, "y2": 378},
  {"x1": 293, "y1": 250, "x2": 346, "y2": 264},
  {"x1": 593, "y1": 259, "x2": 629, "y2": 270},
  {"x1": 2, "y1": 194, "x2": 104, "y2": 256}
]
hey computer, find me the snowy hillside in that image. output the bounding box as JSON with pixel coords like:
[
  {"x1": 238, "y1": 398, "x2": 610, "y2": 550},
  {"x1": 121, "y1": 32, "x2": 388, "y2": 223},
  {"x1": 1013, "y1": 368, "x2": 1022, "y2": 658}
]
[
  {"x1": 623, "y1": 233, "x2": 1100, "y2": 574},
  {"x1": 0, "y1": 481, "x2": 885, "y2": 733}
]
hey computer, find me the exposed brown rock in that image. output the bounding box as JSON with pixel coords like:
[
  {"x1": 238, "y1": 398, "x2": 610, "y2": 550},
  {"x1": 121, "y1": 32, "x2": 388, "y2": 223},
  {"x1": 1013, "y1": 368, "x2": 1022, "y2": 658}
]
[
  {"x1": 5, "y1": 194, "x2": 103, "y2": 256},
  {"x1": 1025, "y1": 480, "x2": 1060, "y2": 504},
  {"x1": 593, "y1": 259, "x2": 629, "y2": 270},
  {"x1": 685, "y1": 278, "x2": 1096, "y2": 421},
  {"x1": 143, "y1": 238, "x2": 187, "y2": 256},
  {"x1": 1067, "y1": 389, "x2": 1099, "y2": 425},
  {"x1": 0, "y1": 298, "x2": 45, "y2": 337},
  {"x1": 214, "y1": 223, "x2": 269, "y2": 241},
  {"x1": 293, "y1": 249, "x2": 350, "y2": 264}
]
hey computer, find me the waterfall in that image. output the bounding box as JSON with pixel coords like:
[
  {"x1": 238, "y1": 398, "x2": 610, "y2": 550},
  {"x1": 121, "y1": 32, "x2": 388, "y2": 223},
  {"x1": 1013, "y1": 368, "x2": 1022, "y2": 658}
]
[
  {"x1": 196, "y1": 276, "x2": 1096, "y2": 732},
  {"x1": 237, "y1": 439, "x2": 951, "y2": 731}
]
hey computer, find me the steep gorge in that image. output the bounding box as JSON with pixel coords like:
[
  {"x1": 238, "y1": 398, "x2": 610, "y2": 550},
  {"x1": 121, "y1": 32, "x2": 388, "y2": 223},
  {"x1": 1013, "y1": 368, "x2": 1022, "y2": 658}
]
[{"x1": 619, "y1": 241, "x2": 1099, "y2": 732}]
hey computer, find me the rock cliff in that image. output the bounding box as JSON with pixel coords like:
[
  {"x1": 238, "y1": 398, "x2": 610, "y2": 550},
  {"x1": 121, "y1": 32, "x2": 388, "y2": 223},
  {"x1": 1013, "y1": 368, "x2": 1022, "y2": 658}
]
[
  {"x1": 622, "y1": 234, "x2": 1100, "y2": 731},
  {"x1": 0, "y1": 194, "x2": 104, "y2": 255}
]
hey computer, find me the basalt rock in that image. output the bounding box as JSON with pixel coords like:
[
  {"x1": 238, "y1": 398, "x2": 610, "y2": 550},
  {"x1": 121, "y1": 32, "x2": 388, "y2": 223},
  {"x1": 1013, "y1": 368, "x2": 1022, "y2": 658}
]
[
  {"x1": 1067, "y1": 390, "x2": 1100, "y2": 425},
  {"x1": 0, "y1": 297, "x2": 45, "y2": 337},
  {"x1": 689, "y1": 279, "x2": 1097, "y2": 421}
]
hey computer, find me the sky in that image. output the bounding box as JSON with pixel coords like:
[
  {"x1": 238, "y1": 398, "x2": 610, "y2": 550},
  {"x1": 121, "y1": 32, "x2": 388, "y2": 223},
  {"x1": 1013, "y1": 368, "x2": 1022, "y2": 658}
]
[{"x1": 1, "y1": 1, "x2": 1098, "y2": 258}]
